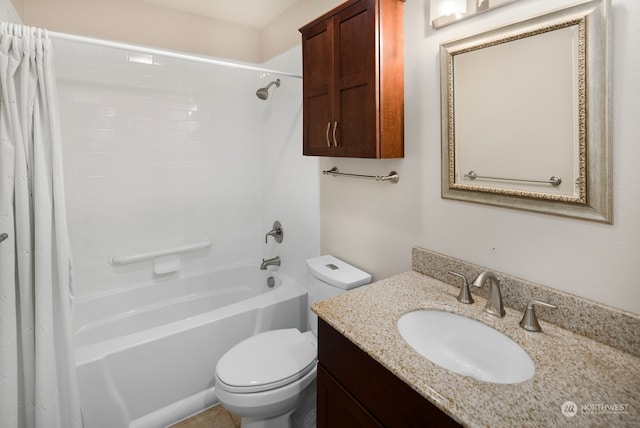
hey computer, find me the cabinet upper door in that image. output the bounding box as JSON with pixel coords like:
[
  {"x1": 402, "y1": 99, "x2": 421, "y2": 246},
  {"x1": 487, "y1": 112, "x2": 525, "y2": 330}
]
[
  {"x1": 302, "y1": 18, "x2": 334, "y2": 156},
  {"x1": 334, "y1": 0, "x2": 377, "y2": 158},
  {"x1": 300, "y1": 0, "x2": 404, "y2": 159}
]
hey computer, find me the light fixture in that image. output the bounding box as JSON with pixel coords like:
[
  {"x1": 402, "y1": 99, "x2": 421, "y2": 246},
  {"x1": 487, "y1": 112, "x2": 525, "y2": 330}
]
[
  {"x1": 430, "y1": 0, "x2": 467, "y2": 20},
  {"x1": 431, "y1": 0, "x2": 521, "y2": 29}
]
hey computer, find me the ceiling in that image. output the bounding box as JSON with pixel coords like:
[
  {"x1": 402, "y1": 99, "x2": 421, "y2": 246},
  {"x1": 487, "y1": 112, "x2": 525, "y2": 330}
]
[{"x1": 133, "y1": 0, "x2": 304, "y2": 29}]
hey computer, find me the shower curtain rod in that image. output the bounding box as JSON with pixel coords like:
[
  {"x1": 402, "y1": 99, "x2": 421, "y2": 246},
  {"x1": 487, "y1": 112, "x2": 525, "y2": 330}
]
[{"x1": 47, "y1": 30, "x2": 302, "y2": 79}]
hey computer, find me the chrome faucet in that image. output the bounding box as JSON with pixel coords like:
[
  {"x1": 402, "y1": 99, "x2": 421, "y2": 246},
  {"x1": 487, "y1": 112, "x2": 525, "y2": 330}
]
[
  {"x1": 260, "y1": 256, "x2": 281, "y2": 270},
  {"x1": 472, "y1": 271, "x2": 506, "y2": 317}
]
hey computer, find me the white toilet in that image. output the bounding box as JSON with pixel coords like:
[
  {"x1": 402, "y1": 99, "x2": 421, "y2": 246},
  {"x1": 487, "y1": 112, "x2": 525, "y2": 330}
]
[{"x1": 215, "y1": 255, "x2": 371, "y2": 428}]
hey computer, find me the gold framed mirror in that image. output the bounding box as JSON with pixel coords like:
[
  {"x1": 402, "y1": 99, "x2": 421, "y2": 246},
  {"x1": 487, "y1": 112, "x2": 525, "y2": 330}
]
[{"x1": 440, "y1": 0, "x2": 611, "y2": 223}]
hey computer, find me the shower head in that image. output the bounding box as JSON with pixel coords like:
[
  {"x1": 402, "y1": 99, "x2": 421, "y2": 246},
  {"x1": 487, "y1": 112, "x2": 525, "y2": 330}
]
[{"x1": 256, "y1": 79, "x2": 280, "y2": 100}]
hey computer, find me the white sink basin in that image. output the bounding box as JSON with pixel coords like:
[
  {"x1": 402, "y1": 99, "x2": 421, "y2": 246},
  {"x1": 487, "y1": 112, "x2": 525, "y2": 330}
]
[{"x1": 397, "y1": 310, "x2": 534, "y2": 384}]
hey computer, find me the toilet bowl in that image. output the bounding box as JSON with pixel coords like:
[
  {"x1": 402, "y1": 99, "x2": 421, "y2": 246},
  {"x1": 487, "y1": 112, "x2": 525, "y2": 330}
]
[
  {"x1": 214, "y1": 255, "x2": 371, "y2": 428},
  {"x1": 215, "y1": 329, "x2": 317, "y2": 428}
]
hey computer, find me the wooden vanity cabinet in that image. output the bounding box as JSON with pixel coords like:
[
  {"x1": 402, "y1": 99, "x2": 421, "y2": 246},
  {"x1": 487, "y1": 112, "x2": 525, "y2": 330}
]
[
  {"x1": 317, "y1": 318, "x2": 461, "y2": 427},
  {"x1": 299, "y1": 0, "x2": 404, "y2": 158}
]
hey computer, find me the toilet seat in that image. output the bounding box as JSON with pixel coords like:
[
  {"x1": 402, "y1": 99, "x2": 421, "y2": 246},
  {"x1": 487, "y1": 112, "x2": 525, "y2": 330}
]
[{"x1": 216, "y1": 329, "x2": 317, "y2": 394}]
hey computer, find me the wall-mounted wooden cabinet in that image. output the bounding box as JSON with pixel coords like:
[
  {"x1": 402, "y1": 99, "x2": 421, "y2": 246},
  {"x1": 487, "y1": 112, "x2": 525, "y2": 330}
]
[{"x1": 299, "y1": 0, "x2": 404, "y2": 158}]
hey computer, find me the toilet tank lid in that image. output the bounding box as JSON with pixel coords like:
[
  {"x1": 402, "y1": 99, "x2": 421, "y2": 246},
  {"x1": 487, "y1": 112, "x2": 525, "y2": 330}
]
[{"x1": 306, "y1": 255, "x2": 371, "y2": 289}]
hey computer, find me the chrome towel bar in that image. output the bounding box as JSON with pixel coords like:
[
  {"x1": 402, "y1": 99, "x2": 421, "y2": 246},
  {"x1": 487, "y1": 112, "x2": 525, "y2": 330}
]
[
  {"x1": 464, "y1": 170, "x2": 561, "y2": 186},
  {"x1": 322, "y1": 167, "x2": 399, "y2": 184},
  {"x1": 109, "y1": 239, "x2": 212, "y2": 265}
]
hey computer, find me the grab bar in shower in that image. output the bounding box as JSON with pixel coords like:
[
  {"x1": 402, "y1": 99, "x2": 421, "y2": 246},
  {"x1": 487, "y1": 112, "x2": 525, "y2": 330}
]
[
  {"x1": 322, "y1": 167, "x2": 399, "y2": 184},
  {"x1": 464, "y1": 170, "x2": 562, "y2": 187},
  {"x1": 108, "y1": 239, "x2": 212, "y2": 265}
]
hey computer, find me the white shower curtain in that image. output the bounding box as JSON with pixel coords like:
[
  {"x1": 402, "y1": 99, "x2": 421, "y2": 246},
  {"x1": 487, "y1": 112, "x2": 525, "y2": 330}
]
[{"x1": 0, "y1": 23, "x2": 83, "y2": 428}]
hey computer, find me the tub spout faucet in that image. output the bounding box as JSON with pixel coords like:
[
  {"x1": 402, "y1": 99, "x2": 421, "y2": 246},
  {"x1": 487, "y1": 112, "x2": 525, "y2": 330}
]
[
  {"x1": 260, "y1": 256, "x2": 281, "y2": 270},
  {"x1": 472, "y1": 271, "x2": 506, "y2": 317}
]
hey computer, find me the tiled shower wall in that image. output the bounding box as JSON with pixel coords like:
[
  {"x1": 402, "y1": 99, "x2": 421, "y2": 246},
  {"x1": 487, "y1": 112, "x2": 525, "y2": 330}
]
[{"x1": 54, "y1": 40, "x2": 305, "y2": 297}]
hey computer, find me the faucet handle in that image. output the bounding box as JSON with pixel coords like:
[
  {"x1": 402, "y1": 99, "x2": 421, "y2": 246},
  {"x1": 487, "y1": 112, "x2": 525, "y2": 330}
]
[
  {"x1": 447, "y1": 271, "x2": 474, "y2": 304},
  {"x1": 265, "y1": 221, "x2": 283, "y2": 244},
  {"x1": 519, "y1": 300, "x2": 557, "y2": 332}
]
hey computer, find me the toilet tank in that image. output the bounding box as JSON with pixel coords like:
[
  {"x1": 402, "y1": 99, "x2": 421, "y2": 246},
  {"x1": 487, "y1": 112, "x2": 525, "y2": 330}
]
[{"x1": 306, "y1": 255, "x2": 371, "y2": 334}]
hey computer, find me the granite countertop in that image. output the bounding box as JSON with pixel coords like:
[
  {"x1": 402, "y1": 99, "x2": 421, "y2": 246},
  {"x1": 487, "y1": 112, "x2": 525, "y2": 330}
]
[{"x1": 312, "y1": 271, "x2": 640, "y2": 427}]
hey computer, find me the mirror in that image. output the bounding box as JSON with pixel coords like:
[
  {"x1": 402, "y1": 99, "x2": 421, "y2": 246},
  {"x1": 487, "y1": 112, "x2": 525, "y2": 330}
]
[{"x1": 440, "y1": 0, "x2": 611, "y2": 223}]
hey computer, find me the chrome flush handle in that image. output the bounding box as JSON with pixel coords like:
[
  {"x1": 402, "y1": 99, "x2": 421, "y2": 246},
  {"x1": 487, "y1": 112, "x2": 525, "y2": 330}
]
[{"x1": 0, "y1": 233, "x2": 7, "y2": 243}]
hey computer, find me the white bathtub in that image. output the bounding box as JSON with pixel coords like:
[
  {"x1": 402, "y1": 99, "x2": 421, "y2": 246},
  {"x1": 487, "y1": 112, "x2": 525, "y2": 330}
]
[{"x1": 72, "y1": 263, "x2": 307, "y2": 428}]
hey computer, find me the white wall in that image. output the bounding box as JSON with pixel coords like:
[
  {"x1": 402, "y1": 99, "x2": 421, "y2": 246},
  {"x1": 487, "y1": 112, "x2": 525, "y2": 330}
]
[
  {"x1": 25, "y1": 0, "x2": 261, "y2": 62},
  {"x1": 0, "y1": 0, "x2": 21, "y2": 22},
  {"x1": 260, "y1": 47, "x2": 321, "y2": 288},
  {"x1": 320, "y1": 0, "x2": 640, "y2": 315},
  {"x1": 261, "y1": 0, "x2": 344, "y2": 61},
  {"x1": 22, "y1": 0, "x2": 346, "y2": 64}
]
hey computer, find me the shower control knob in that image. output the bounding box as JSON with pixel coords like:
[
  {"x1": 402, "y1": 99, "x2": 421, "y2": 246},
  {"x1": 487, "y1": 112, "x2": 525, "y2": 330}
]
[{"x1": 265, "y1": 221, "x2": 283, "y2": 244}]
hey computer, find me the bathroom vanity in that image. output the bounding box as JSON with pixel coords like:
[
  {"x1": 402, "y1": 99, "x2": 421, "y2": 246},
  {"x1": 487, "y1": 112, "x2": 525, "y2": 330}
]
[
  {"x1": 317, "y1": 318, "x2": 459, "y2": 427},
  {"x1": 313, "y1": 248, "x2": 640, "y2": 427}
]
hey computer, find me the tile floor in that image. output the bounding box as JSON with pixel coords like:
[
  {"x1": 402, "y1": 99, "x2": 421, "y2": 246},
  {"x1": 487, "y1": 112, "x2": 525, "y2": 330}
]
[{"x1": 170, "y1": 405, "x2": 241, "y2": 428}]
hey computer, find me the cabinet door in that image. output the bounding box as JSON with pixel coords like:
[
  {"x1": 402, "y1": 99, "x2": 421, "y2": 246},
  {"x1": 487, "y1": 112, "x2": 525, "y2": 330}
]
[
  {"x1": 334, "y1": 0, "x2": 378, "y2": 158},
  {"x1": 300, "y1": 0, "x2": 403, "y2": 159},
  {"x1": 317, "y1": 364, "x2": 383, "y2": 428},
  {"x1": 302, "y1": 18, "x2": 334, "y2": 156},
  {"x1": 318, "y1": 319, "x2": 462, "y2": 427}
]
